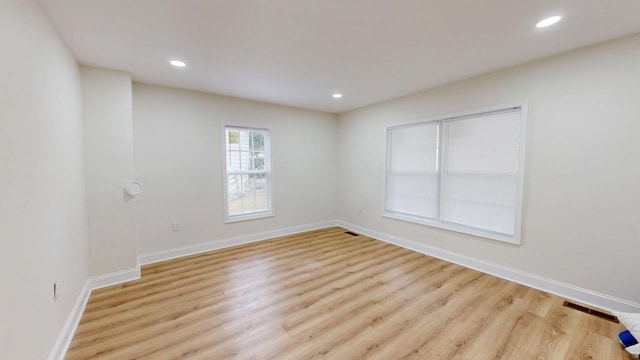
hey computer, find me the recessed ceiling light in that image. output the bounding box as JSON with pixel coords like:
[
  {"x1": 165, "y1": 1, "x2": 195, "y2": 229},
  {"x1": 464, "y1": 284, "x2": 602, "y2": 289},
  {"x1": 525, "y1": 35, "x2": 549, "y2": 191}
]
[
  {"x1": 170, "y1": 60, "x2": 186, "y2": 67},
  {"x1": 536, "y1": 16, "x2": 562, "y2": 28},
  {"x1": 332, "y1": 93, "x2": 343, "y2": 99}
]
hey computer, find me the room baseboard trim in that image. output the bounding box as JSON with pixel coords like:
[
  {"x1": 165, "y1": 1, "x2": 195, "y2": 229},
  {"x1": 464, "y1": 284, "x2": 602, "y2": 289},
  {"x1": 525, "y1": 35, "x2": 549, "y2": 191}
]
[
  {"x1": 337, "y1": 220, "x2": 640, "y2": 312},
  {"x1": 48, "y1": 280, "x2": 91, "y2": 360},
  {"x1": 138, "y1": 220, "x2": 339, "y2": 266},
  {"x1": 49, "y1": 267, "x2": 142, "y2": 360},
  {"x1": 88, "y1": 267, "x2": 142, "y2": 290}
]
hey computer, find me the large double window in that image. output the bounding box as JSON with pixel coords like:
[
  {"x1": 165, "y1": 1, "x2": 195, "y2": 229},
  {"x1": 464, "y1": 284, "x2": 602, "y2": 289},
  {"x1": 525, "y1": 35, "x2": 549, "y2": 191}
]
[
  {"x1": 384, "y1": 104, "x2": 527, "y2": 244},
  {"x1": 223, "y1": 126, "x2": 272, "y2": 222}
]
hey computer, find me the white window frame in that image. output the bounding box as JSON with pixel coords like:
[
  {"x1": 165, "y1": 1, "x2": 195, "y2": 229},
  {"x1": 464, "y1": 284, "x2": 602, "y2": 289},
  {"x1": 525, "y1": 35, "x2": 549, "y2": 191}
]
[
  {"x1": 222, "y1": 125, "x2": 274, "y2": 223},
  {"x1": 383, "y1": 101, "x2": 527, "y2": 245}
]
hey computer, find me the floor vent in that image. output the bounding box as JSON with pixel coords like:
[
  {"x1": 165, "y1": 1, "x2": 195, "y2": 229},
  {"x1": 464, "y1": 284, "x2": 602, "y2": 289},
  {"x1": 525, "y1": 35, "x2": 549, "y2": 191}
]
[
  {"x1": 562, "y1": 301, "x2": 619, "y2": 323},
  {"x1": 344, "y1": 231, "x2": 359, "y2": 236}
]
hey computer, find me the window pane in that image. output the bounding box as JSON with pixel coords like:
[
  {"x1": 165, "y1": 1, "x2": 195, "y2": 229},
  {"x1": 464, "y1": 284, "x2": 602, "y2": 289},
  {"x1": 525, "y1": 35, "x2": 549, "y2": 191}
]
[
  {"x1": 388, "y1": 124, "x2": 438, "y2": 173},
  {"x1": 385, "y1": 123, "x2": 438, "y2": 219},
  {"x1": 227, "y1": 174, "x2": 245, "y2": 216},
  {"x1": 226, "y1": 128, "x2": 268, "y2": 172},
  {"x1": 253, "y1": 175, "x2": 268, "y2": 212},
  {"x1": 225, "y1": 126, "x2": 271, "y2": 220},
  {"x1": 441, "y1": 174, "x2": 517, "y2": 235},
  {"x1": 227, "y1": 173, "x2": 269, "y2": 215},
  {"x1": 444, "y1": 111, "x2": 520, "y2": 174},
  {"x1": 386, "y1": 173, "x2": 439, "y2": 218},
  {"x1": 440, "y1": 111, "x2": 521, "y2": 236}
]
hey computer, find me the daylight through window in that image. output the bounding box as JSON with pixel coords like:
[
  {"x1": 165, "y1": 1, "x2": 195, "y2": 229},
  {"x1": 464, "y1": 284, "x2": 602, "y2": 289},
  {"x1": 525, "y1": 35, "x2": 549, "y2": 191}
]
[
  {"x1": 384, "y1": 104, "x2": 527, "y2": 244},
  {"x1": 224, "y1": 126, "x2": 272, "y2": 222}
]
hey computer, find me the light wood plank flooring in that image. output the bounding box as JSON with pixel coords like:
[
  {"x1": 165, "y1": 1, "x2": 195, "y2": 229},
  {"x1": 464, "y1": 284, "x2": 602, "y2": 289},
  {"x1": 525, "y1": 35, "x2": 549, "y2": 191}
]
[{"x1": 66, "y1": 227, "x2": 631, "y2": 359}]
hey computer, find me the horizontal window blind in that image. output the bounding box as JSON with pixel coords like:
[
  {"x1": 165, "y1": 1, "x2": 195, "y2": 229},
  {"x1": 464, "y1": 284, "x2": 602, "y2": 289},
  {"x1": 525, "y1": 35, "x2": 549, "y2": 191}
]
[
  {"x1": 440, "y1": 110, "x2": 520, "y2": 236},
  {"x1": 385, "y1": 122, "x2": 439, "y2": 220},
  {"x1": 385, "y1": 105, "x2": 526, "y2": 243}
]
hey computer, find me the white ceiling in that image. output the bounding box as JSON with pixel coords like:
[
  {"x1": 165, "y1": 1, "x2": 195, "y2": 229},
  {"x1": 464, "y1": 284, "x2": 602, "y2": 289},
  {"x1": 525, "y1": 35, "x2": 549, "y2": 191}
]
[{"x1": 38, "y1": 0, "x2": 640, "y2": 114}]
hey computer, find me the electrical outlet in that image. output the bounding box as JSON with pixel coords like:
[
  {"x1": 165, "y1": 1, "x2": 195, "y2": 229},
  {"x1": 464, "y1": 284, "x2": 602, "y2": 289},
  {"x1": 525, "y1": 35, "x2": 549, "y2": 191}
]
[
  {"x1": 53, "y1": 280, "x2": 60, "y2": 302},
  {"x1": 172, "y1": 221, "x2": 181, "y2": 231}
]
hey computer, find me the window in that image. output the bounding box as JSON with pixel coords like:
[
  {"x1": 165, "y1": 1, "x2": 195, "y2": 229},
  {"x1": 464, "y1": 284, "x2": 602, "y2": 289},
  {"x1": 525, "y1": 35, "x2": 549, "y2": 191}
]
[
  {"x1": 384, "y1": 103, "x2": 527, "y2": 244},
  {"x1": 223, "y1": 126, "x2": 272, "y2": 222}
]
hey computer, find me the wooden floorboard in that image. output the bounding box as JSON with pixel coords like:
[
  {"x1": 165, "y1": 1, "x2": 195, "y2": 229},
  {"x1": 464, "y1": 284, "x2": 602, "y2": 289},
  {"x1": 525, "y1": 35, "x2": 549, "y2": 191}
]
[{"x1": 65, "y1": 227, "x2": 631, "y2": 359}]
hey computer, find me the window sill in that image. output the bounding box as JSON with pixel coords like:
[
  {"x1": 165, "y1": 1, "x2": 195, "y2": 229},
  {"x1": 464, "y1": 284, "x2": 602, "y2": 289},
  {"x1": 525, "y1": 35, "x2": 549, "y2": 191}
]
[
  {"x1": 225, "y1": 211, "x2": 274, "y2": 224},
  {"x1": 382, "y1": 211, "x2": 520, "y2": 245}
]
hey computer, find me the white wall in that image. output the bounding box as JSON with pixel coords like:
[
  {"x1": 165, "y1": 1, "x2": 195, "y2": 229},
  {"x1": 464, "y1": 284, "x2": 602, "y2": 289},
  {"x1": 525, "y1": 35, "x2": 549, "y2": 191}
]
[
  {"x1": 81, "y1": 67, "x2": 137, "y2": 275},
  {"x1": 133, "y1": 83, "x2": 338, "y2": 255},
  {"x1": 338, "y1": 34, "x2": 640, "y2": 305},
  {"x1": 0, "y1": 1, "x2": 88, "y2": 359}
]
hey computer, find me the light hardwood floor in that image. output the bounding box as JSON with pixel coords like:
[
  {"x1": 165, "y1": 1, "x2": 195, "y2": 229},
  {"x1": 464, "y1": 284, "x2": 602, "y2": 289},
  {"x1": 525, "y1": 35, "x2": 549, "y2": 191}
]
[{"x1": 66, "y1": 227, "x2": 631, "y2": 359}]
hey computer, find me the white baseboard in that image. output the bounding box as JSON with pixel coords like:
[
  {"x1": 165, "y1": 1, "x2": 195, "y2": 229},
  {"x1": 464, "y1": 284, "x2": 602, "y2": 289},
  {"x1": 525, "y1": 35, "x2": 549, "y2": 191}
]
[
  {"x1": 138, "y1": 220, "x2": 338, "y2": 266},
  {"x1": 88, "y1": 267, "x2": 141, "y2": 290},
  {"x1": 337, "y1": 220, "x2": 640, "y2": 313},
  {"x1": 48, "y1": 267, "x2": 141, "y2": 360},
  {"x1": 48, "y1": 281, "x2": 90, "y2": 360}
]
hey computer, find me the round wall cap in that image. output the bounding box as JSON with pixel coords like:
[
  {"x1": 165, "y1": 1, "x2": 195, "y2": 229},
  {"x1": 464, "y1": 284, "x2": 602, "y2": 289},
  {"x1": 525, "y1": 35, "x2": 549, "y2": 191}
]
[{"x1": 126, "y1": 181, "x2": 142, "y2": 197}]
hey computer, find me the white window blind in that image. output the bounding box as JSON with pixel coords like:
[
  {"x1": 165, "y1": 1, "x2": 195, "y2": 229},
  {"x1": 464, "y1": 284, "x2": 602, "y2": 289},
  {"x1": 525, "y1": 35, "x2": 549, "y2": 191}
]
[
  {"x1": 223, "y1": 126, "x2": 272, "y2": 222},
  {"x1": 384, "y1": 105, "x2": 526, "y2": 244},
  {"x1": 386, "y1": 122, "x2": 439, "y2": 220}
]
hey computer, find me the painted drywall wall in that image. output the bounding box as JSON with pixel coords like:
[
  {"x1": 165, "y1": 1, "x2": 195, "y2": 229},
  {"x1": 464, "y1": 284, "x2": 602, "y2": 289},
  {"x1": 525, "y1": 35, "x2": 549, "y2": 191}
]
[
  {"x1": 338, "y1": 34, "x2": 640, "y2": 305},
  {"x1": 133, "y1": 83, "x2": 338, "y2": 255},
  {"x1": 81, "y1": 66, "x2": 137, "y2": 276},
  {"x1": 0, "y1": 1, "x2": 88, "y2": 359}
]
